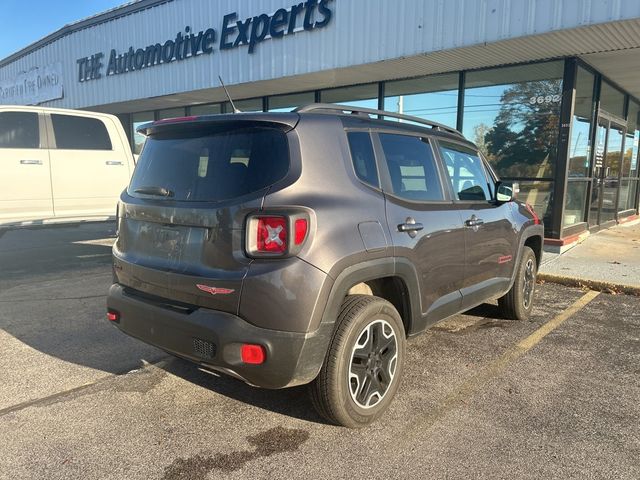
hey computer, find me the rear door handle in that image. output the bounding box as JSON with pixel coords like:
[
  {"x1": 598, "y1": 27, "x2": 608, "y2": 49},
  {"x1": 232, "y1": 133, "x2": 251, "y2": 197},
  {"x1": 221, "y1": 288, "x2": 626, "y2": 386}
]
[
  {"x1": 398, "y1": 218, "x2": 424, "y2": 238},
  {"x1": 465, "y1": 216, "x2": 484, "y2": 227},
  {"x1": 106, "y1": 160, "x2": 123, "y2": 166},
  {"x1": 20, "y1": 159, "x2": 43, "y2": 165},
  {"x1": 398, "y1": 222, "x2": 424, "y2": 232}
]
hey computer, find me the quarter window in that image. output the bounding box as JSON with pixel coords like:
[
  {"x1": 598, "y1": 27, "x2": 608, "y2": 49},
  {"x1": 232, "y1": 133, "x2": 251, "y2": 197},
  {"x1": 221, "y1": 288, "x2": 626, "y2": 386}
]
[
  {"x1": 51, "y1": 114, "x2": 112, "y2": 150},
  {"x1": 439, "y1": 142, "x2": 492, "y2": 201},
  {"x1": 0, "y1": 111, "x2": 39, "y2": 148},
  {"x1": 347, "y1": 132, "x2": 379, "y2": 187},
  {"x1": 379, "y1": 133, "x2": 443, "y2": 201}
]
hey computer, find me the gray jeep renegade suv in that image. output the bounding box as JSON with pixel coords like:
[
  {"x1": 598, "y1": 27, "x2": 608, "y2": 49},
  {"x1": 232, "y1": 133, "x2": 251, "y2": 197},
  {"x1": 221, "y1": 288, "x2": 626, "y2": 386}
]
[{"x1": 107, "y1": 104, "x2": 543, "y2": 427}]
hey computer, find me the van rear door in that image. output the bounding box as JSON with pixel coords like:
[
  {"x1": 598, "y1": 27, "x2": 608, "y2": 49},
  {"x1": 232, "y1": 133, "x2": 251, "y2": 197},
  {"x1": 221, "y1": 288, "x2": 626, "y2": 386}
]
[{"x1": 114, "y1": 118, "x2": 295, "y2": 314}]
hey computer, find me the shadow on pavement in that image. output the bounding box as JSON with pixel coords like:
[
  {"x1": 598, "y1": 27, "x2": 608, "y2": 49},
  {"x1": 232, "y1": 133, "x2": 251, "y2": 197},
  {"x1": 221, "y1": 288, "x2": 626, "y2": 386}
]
[
  {"x1": 160, "y1": 357, "x2": 329, "y2": 425},
  {"x1": 0, "y1": 222, "x2": 165, "y2": 375}
]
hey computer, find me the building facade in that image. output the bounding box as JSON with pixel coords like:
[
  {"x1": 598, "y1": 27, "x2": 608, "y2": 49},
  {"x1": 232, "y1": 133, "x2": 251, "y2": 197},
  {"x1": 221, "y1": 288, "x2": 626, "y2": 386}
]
[{"x1": 1, "y1": 0, "x2": 640, "y2": 246}]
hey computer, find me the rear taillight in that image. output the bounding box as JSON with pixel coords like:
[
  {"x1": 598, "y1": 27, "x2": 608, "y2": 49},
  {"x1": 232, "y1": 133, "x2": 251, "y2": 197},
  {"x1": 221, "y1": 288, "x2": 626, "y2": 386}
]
[
  {"x1": 107, "y1": 309, "x2": 120, "y2": 323},
  {"x1": 246, "y1": 213, "x2": 309, "y2": 258},
  {"x1": 256, "y1": 216, "x2": 287, "y2": 253},
  {"x1": 294, "y1": 219, "x2": 308, "y2": 245}
]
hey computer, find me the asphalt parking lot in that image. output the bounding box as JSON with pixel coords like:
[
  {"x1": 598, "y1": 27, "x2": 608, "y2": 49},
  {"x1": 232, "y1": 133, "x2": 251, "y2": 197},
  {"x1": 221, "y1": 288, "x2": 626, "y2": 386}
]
[{"x1": 0, "y1": 223, "x2": 638, "y2": 480}]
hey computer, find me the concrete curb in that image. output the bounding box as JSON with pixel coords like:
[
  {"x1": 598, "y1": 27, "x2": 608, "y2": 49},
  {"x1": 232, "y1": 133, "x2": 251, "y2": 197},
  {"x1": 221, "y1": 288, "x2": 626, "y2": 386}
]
[{"x1": 538, "y1": 272, "x2": 640, "y2": 296}]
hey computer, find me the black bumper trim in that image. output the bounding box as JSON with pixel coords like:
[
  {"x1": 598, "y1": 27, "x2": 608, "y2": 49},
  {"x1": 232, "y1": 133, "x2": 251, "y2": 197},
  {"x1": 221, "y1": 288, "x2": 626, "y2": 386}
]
[{"x1": 107, "y1": 284, "x2": 330, "y2": 389}]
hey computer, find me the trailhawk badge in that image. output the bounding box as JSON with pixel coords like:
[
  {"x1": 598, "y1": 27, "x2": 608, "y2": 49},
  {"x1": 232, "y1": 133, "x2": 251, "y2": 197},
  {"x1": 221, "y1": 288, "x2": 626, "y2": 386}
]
[{"x1": 196, "y1": 284, "x2": 235, "y2": 295}]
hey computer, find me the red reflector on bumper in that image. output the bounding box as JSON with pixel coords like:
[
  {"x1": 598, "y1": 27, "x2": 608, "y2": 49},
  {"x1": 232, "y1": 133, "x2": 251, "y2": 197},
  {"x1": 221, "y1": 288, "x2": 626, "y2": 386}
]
[
  {"x1": 107, "y1": 310, "x2": 120, "y2": 322},
  {"x1": 241, "y1": 344, "x2": 266, "y2": 364}
]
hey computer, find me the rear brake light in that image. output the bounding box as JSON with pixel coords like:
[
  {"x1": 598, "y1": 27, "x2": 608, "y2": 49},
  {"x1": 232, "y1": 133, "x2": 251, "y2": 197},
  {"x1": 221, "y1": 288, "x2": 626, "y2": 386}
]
[
  {"x1": 107, "y1": 309, "x2": 120, "y2": 322},
  {"x1": 246, "y1": 213, "x2": 309, "y2": 257},
  {"x1": 241, "y1": 344, "x2": 266, "y2": 364},
  {"x1": 257, "y1": 216, "x2": 287, "y2": 253},
  {"x1": 294, "y1": 219, "x2": 308, "y2": 245},
  {"x1": 153, "y1": 116, "x2": 199, "y2": 124}
]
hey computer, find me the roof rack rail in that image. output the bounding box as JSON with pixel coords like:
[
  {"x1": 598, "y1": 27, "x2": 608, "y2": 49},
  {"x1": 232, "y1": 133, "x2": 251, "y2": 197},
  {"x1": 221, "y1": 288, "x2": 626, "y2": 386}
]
[{"x1": 294, "y1": 103, "x2": 464, "y2": 137}]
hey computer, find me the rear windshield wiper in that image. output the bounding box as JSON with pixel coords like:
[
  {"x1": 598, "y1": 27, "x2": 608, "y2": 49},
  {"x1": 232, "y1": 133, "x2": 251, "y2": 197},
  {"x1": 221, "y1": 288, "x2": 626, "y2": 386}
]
[{"x1": 133, "y1": 186, "x2": 174, "y2": 197}]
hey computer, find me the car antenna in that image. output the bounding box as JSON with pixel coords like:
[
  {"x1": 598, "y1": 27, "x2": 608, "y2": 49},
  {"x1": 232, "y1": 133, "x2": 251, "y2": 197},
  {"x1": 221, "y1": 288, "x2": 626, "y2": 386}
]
[{"x1": 218, "y1": 76, "x2": 241, "y2": 113}]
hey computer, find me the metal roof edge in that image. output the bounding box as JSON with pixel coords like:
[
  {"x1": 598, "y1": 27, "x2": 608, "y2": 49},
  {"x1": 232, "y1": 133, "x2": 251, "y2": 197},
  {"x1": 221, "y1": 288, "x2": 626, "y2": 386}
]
[{"x1": 0, "y1": 0, "x2": 172, "y2": 69}]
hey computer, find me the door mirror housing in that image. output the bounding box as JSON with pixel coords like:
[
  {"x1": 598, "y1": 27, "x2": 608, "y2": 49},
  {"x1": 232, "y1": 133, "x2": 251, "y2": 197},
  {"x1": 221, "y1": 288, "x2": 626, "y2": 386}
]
[{"x1": 496, "y1": 181, "x2": 517, "y2": 202}]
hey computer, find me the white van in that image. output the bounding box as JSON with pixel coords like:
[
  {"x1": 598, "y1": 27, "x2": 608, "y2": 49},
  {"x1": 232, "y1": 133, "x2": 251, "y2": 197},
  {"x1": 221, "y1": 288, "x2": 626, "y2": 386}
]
[{"x1": 0, "y1": 106, "x2": 135, "y2": 227}]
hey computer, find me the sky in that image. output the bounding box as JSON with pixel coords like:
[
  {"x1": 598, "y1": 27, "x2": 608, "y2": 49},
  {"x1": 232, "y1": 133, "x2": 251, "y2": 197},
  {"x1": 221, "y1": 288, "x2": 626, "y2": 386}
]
[{"x1": 0, "y1": 0, "x2": 125, "y2": 60}]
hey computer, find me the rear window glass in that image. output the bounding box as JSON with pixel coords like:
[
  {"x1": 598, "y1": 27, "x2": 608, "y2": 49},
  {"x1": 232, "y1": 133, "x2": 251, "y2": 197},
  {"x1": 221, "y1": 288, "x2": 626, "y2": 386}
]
[
  {"x1": 0, "y1": 111, "x2": 39, "y2": 148},
  {"x1": 347, "y1": 131, "x2": 379, "y2": 187},
  {"x1": 129, "y1": 127, "x2": 289, "y2": 202},
  {"x1": 51, "y1": 114, "x2": 112, "y2": 150}
]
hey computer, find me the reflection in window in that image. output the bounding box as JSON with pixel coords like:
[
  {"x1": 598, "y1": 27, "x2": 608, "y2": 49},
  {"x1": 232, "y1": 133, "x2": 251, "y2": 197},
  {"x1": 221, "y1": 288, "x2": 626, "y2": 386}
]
[
  {"x1": 269, "y1": 92, "x2": 315, "y2": 112},
  {"x1": 564, "y1": 181, "x2": 588, "y2": 227},
  {"x1": 347, "y1": 132, "x2": 379, "y2": 187},
  {"x1": 463, "y1": 62, "x2": 563, "y2": 179},
  {"x1": 439, "y1": 142, "x2": 490, "y2": 201},
  {"x1": 321, "y1": 84, "x2": 378, "y2": 109},
  {"x1": 379, "y1": 133, "x2": 443, "y2": 201},
  {"x1": 569, "y1": 67, "x2": 595, "y2": 178},
  {"x1": 599, "y1": 81, "x2": 625, "y2": 119},
  {"x1": 132, "y1": 111, "x2": 154, "y2": 155},
  {"x1": 623, "y1": 101, "x2": 639, "y2": 178},
  {"x1": 190, "y1": 103, "x2": 222, "y2": 115},
  {"x1": 517, "y1": 180, "x2": 554, "y2": 224},
  {"x1": 224, "y1": 98, "x2": 264, "y2": 112},
  {"x1": 0, "y1": 111, "x2": 39, "y2": 148},
  {"x1": 383, "y1": 73, "x2": 459, "y2": 128},
  {"x1": 157, "y1": 107, "x2": 185, "y2": 120}
]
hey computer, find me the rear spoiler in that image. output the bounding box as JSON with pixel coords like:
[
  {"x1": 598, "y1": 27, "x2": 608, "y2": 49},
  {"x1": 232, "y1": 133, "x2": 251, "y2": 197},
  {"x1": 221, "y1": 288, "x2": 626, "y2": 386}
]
[{"x1": 136, "y1": 112, "x2": 300, "y2": 136}]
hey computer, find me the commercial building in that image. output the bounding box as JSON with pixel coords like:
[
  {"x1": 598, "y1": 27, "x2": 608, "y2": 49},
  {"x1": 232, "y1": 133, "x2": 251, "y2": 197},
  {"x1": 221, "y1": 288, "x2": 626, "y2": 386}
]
[{"x1": 1, "y1": 0, "x2": 639, "y2": 248}]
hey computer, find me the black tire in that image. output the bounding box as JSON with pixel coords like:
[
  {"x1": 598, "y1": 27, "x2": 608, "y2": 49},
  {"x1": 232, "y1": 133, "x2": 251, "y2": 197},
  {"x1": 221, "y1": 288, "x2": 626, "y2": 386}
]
[
  {"x1": 309, "y1": 295, "x2": 406, "y2": 428},
  {"x1": 498, "y1": 246, "x2": 537, "y2": 320}
]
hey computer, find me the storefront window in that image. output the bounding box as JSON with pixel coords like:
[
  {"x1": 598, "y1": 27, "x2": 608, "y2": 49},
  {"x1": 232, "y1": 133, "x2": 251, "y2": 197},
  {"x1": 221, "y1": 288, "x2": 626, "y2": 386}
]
[
  {"x1": 619, "y1": 101, "x2": 639, "y2": 212},
  {"x1": 321, "y1": 84, "x2": 378, "y2": 109},
  {"x1": 190, "y1": 103, "x2": 222, "y2": 115},
  {"x1": 517, "y1": 180, "x2": 554, "y2": 225},
  {"x1": 463, "y1": 61, "x2": 563, "y2": 180},
  {"x1": 132, "y1": 111, "x2": 154, "y2": 155},
  {"x1": 568, "y1": 67, "x2": 595, "y2": 178},
  {"x1": 564, "y1": 66, "x2": 595, "y2": 230},
  {"x1": 563, "y1": 181, "x2": 589, "y2": 227},
  {"x1": 383, "y1": 73, "x2": 459, "y2": 128},
  {"x1": 269, "y1": 92, "x2": 315, "y2": 112},
  {"x1": 224, "y1": 98, "x2": 264, "y2": 112},
  {"x1": 157, "y1": 107, "x2": 185, "y2": 120},
  {"x1": 599, "y1": 81, "x2": 625, "y2": 119}
]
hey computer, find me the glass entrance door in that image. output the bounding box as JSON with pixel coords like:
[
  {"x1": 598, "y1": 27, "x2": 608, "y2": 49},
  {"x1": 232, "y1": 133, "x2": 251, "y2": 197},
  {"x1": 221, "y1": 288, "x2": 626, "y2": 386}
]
[{"x1": 589, "y1": 117, "x2": 625, "y2": 227}]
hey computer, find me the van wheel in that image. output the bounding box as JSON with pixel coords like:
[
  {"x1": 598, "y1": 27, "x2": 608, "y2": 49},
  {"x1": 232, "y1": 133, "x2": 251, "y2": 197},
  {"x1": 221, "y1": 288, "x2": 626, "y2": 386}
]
[
  {"x1": 498, "y1": 246, "x2": 537, "y2": 320},
  {"x1": 309, "y1": 295, "x2": 406, "y2": 428}
]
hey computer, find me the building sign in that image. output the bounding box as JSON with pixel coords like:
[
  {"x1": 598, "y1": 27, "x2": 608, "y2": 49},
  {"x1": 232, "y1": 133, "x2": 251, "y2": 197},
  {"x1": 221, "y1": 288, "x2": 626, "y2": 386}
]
[
  {"x1": 0, "y1": 62, "x2": 63, "y2": 105},
  {"x1": 76, "y1": 0, "x2": 333, "y2": 83}
]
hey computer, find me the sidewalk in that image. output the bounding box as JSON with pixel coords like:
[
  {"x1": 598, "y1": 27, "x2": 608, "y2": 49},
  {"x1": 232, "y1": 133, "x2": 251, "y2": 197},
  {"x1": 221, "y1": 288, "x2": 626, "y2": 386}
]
[{"x1": 539, "y1": 220, "x2": 640, "y2": 295}]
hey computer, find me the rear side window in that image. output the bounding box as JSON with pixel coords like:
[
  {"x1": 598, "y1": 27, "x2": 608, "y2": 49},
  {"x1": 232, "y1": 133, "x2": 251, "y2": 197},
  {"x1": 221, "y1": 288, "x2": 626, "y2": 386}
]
[
  {"x1": 51, "y1": 114, "x2": 112, "y2": 150},
  {"x1": 439, "y1": 142, "x2": 492, "y2": 201},
  {"x1": 129, "y1": 127, "x2": 289, "y2": 202},
  {"x1": 347, "y1": 132, "x2": 379, "y2": 187},
  {"x1": 379, "y1": 133, "x2": 444, "y2": 201},
  {"x1": 0, "y1": 111, "x2": 39, "y2": 148}
]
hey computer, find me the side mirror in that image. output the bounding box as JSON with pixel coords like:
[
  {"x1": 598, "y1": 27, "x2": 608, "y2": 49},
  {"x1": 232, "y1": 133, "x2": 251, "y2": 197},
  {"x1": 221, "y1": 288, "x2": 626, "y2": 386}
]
[{"x1": 496, "y1": 181, "x2": 516, "y2": 202}]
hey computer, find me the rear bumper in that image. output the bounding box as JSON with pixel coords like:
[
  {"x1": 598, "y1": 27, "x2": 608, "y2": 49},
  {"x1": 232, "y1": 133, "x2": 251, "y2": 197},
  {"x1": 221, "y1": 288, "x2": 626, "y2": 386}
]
[{"x1": 106, "y1": 283, "x2": 331, "y2": 389}]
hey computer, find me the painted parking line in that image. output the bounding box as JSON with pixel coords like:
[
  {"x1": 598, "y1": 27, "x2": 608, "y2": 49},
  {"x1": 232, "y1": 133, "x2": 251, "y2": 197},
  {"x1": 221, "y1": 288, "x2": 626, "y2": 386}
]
[
  {"x1": 72, "y1": 238, "x2": 115, "y2": 247},
  {"x1": 391, "y1": 290, "x2": 601, "y2": 450}
]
